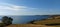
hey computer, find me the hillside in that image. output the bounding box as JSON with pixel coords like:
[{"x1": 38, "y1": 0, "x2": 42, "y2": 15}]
[{"x1": 33, "y1": 15, "x2": 60, "y2": 25}]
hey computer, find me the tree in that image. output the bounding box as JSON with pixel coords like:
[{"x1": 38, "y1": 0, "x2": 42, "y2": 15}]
[
  {"x1": 7, "y1": 17, "x2": 13, "y2": 25},
  {"x1": 2, "y1": 16, "x2": 13, "y2": 26},
  {"x1": 2, "y1": 16, "x2": 9, "y2": 24}
]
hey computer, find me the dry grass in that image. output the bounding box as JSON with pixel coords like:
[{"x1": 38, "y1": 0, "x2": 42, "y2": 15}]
[
  {"x1": 34, "y1": 19, "x2": 60, "y2": 25},
  {"x1": 6, "y1": 24, "x2": 55, "y2": 27}
]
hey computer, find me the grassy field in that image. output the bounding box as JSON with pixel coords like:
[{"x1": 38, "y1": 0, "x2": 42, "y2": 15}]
[
  {"x1": 34, "y1": 19, "x2": 60, "y2": 25},
  {"x1": 6, "y1": 24, "x2": 55, "y2": 27}
]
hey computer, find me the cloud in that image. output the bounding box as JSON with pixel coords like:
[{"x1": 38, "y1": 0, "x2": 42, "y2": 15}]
[
  {"x1": 0, "y1": 3, "x2": 59, "y2": 15},
  {"x1": 0, "y1": 2, "x2": 39, "y2": 15},
  {"x1": 0, "y1": 3, "x2": 36, "y2": 11}
]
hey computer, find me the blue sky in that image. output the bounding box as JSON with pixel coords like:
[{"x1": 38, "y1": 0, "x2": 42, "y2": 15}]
[{"x1": 0, "y1": 0, "x2": 60, "y2": 15}]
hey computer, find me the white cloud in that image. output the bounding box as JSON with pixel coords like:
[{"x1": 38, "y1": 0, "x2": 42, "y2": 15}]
[
  {"x1": 0, "y1": 2, "x2": 38, "y2": 15},
  {"x1": 0, "y1": 3, "x2": 36, "y2": 11}
]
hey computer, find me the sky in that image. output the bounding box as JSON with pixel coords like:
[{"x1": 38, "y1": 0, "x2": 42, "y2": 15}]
[{"x1": 0, "y1": 0, "x2": 60, "y2": 15}]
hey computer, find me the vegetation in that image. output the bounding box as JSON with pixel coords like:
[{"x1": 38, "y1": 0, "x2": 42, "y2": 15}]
[
  {"x1": 0, "y1": 16, "x2": 13, "y2": 27},
  {"x1": 45, "y1": 23, "x2": 60, "y2": 26},
  {"x1": 27, "y1": 20, "x2": 36, "y2": 24}
]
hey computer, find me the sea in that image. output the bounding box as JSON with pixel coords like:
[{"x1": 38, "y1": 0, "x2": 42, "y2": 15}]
[{"x1": 0, "y1": 15, "x2": 51, "y2": 24}]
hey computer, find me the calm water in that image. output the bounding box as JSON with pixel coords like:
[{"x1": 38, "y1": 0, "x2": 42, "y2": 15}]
[{"x1": 0, "y1": 15, "x2": 50, "y2": 24}]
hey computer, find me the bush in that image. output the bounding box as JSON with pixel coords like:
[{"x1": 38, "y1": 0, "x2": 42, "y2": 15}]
[{"x1": 1, "y1": 16, "x2": 13, "y2": 27}]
